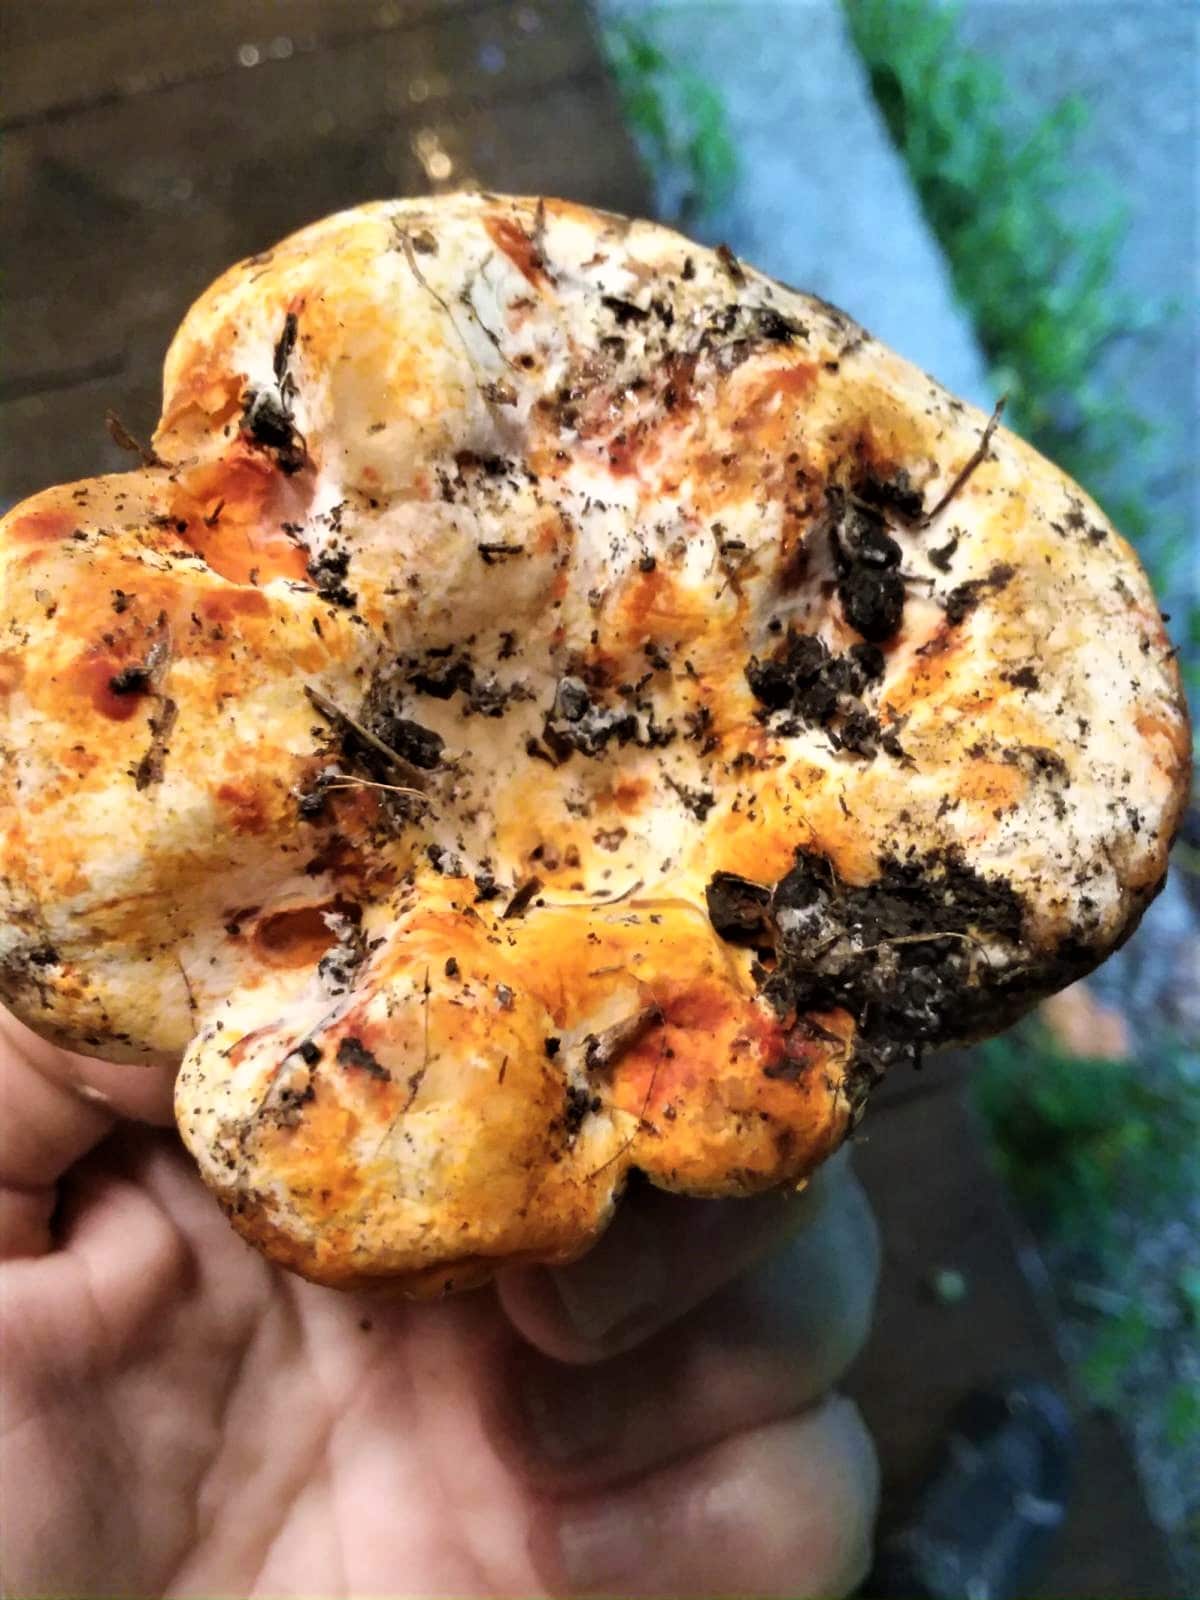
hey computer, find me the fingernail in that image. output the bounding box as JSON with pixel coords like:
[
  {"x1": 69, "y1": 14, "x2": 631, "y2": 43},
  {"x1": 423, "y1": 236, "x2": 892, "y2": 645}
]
[
  {"x1": 556, "y1": 1494, "x2": 653, "y2": 1593},
  {"x1": 518, "y1": 1362, "x2": 619, "y2": 1466}
]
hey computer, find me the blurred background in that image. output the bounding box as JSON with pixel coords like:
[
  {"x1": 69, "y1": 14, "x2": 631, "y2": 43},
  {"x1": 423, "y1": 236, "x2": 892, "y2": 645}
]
[{"x1": 3, "y1": 1, "x2": 1196, "y2": 1592}]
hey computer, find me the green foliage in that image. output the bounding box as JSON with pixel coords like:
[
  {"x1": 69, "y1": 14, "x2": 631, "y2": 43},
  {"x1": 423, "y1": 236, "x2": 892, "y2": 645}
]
[
  {"x1": 975, "y1": 1021, "x2": 1200, "y2": 1421},
  {"x1": 1165, "y1": 1382, "x2": 1200, "y2": 1449},
  {"x1": 599, "y1": 13, "x2": 737, "y2": 225},
  {"x1": 1079, "y1": 1302, "x2": 1154, "y2": 1406},
  {"x1": 974, "y1": 1023, "x2": 1199, "y2": 1247},
  {"x1": 843, "y1": 0, "x2": 1193, "y2": 673}
]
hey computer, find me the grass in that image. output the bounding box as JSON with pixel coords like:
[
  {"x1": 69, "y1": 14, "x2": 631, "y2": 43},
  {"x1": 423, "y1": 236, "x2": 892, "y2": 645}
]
[{"x1": 974, "y1": 1024, "x2": 1199, "y2": 1254}]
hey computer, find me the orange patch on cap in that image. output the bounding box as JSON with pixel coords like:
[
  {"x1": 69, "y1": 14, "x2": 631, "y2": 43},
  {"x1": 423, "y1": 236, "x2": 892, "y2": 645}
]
[
  {"x1": 485, "y1": 214, "x2": 549, "y2": 287},
  {"x1": 216, "y1": 780, "x2": 273, "y2": 836},
  {"x1": 0, "y1": 653, "x2": 24, "y2": 701},
  {"x1": 198, "y1": 588, "x2": 272, "y2": 625},
  {"x1": 168, "y1": 452, "x2": 310, "y2": 585},
  {"x1": 6, "y1": 507, "x2": 77, "y2": 546},
  {"x1": 66, "y1": 650, "x2": 150, "y2": 723}
]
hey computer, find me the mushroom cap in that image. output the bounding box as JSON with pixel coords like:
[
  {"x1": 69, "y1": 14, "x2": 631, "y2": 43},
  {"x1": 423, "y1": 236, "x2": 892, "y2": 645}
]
[{"x1": 0, "y1": 196, "x2": 1189, "y2": 1290}]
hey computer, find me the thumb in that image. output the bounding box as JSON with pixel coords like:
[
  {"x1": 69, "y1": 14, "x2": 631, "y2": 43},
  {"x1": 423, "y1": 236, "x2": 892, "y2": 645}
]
[
  {"x1": 498, "y1": 1146, "x2": 871, "y2": 1364},
  {"x1": 0, "y1": 1009, "x2": 175, "y2": 1260}
]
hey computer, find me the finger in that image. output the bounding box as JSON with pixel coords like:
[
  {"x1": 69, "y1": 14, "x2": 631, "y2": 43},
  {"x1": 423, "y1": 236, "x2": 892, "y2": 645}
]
[
  {"x1": 498, "y1": 1147, "x2": 854, "y2": 1363},
  {"x1": 532, "y1": 1395, "x2": 879, "y2": 1598},
  {"x1": 0, "y1": 1009, "x2": 175, "y2": 1259},
  {"x1": 503, "y1": 1159, "x2": 878, "y2": 1492}
]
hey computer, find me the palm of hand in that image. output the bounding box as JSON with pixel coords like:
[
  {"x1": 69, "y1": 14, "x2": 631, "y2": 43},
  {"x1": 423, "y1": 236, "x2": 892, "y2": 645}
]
[
  {"x1": 6, "y1": 1131, "x2": 541, "y2": 1596},
  {"x1": 1, "y1": 1019, "x2": 879, "y2": 1599}
]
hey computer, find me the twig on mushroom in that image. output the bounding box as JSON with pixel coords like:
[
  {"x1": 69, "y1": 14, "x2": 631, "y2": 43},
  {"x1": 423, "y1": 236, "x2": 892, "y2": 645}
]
[
  {"x1": 396, "y1": 221, "x2": 516, "y2": 396},
  {"x1": 539, "y1": 879, "x2": 646, "y2": 910},
  {"x1": 583, "y1": 1002, "x2": 664, "y2": 1073},
  {"x1": 399, "y1": 965, "x2": 434, "y2": 1114},
  {"x1": 502, "y1": 876, "x2": 543, "y2": 919},
  {"x1": 132, "y1": 622, "x2": 177, "y2": 790},
  {"x1": 303, "y1": 685, "x2": 431, "y2": 791},
  {"x1": 175, "y1": 955, "x2": 197, "y2": 1015},
  {"x1": 919, "y1": 397, "x2": 1006, "y2": 528},
  {"x1": 850, "y1": 929, "x2": 995, "y2": 969},
  {"x1": 106, "y1": 410, "x2": 164, "y2": 468},
  {"x1": 322, "y1": 775, "x2": 432, "y2": 804},
  {"x1": 584, "y1": 1049, "x2": 667, "y2": 1185}
]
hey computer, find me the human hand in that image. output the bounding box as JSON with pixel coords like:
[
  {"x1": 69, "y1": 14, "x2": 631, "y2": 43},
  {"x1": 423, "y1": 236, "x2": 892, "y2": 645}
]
[{"x1": 0, "y1": 1010, "x2": 879, "y2": 1597}]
